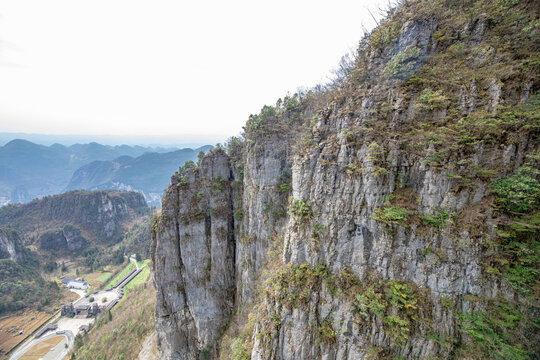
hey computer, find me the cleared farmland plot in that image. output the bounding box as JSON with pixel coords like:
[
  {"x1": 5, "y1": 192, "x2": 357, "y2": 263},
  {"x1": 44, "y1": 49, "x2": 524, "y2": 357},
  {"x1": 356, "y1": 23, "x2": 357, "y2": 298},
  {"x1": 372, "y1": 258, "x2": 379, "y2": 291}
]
[{"x1": 0, "y1": 310, "x2": 51, "y2": 357}]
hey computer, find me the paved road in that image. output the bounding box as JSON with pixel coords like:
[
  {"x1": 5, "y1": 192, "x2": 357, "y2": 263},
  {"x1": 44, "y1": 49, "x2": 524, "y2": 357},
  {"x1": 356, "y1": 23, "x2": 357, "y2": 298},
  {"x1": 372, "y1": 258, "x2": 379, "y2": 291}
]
[
  {"x1": 9, "y1": 264, "x2": 147, "y2": 360},
  {"x1": 130, "y1": 256, "x2": 139, "y2": 270},
  {"x1": 8, "y1": 288, "x2": 88, "y2": 360},
  {"x1": 9, "y1": 330, "x2": 74, "y2": 360},
  {"x1": 78, "y1": 289, "x2": 120, "y2": 309},
  {"x1": 69, "y1": 288, "x2": 87, "y2": 303}
]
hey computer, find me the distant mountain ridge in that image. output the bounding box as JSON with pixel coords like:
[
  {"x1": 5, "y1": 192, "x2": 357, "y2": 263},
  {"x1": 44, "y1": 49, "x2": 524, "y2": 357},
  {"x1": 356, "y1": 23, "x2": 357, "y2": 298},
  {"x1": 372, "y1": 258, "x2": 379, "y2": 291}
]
[
  {"x1": 0, "y1": 139, "x2": 212, "y2": 206},
  {"x1": 66, "y1": 145, "x2": 213, "y2": 205},
  {"x1": 0, "y1": 132, "x2": 215, "y2": 148}
]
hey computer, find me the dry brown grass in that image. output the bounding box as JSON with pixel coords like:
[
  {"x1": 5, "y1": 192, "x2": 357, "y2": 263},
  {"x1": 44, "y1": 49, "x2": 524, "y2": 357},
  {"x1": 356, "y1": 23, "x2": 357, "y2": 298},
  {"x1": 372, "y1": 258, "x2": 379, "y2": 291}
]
[
  {"x1": 70, "y1": 272, "x2": 155, "y2": 360},
  {"x1": 19, "y1": 335, "x2": 64, "y2": 360},
  {"x1": 0, "y1": 310, "x2": 52, "y2": 357}
]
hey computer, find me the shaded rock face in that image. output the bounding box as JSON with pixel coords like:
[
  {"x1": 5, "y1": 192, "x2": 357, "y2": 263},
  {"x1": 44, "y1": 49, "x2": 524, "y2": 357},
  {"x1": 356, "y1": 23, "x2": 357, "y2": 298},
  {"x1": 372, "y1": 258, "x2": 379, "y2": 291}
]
[
  {"x1": 39, "y1": 224, "x2": 87, "y2": 253},
  {"x1": 152, "y1": 150, "x2": 236, "y2": 360}
]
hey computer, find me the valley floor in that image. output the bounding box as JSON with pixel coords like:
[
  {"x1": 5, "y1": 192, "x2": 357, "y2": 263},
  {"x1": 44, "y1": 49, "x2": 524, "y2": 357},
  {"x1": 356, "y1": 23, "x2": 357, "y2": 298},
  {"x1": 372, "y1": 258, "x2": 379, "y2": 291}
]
[{"x1": 6, "y1": 260, "x2": 151, "y2": 360}]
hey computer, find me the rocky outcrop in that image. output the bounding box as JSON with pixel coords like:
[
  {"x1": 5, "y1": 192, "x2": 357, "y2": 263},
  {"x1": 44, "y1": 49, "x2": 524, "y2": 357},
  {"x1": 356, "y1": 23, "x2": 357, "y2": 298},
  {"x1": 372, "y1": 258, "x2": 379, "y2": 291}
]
[
  {"x1": 152, "y1": 150, "x2": 236, "y2": 360},
  {"x1": 0, "y1": 190, "x2": 147, "y2": 244},
  {"x1": 152, "y1": 0, "x2": 540, "y2": 359},
  {"x1": 39, "y1": 224, "x2": 87, "y2": 253},
  {"x1": 236, "y1": 131, "x2": 297, "y2": 305},
  {"x1": 0, "y1": 227, "x2": 24, "y2": 262}
]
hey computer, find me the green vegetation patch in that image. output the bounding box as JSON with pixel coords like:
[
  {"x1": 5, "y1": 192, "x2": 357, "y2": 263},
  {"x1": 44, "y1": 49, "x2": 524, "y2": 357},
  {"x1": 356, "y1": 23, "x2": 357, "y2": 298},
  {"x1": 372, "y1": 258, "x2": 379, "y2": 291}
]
[
  {"x1": 419, "y1": 207, "x2": 455, "y2": 231},
  {"x1": 95, "y1": 272, "x2": 112, "y2": 283},
  {"x1": 372, "y1": 205, "x2": 414, "y2": 227},
  {"x1": 177, "y1": 160, "x2": 197, "y2": 188},
  {"x1": 316, "y1": 317, "x2": 337, "y2": 345},
  {"x1": 416, "y1": 88, "x2": 449, "y2": 111},
  {"x1": 276, "y1": 171, "x2": 292, "y2": 194},
  {"x1": 219, "y1": 336, "x2": 251, "y2": 360},
  {"x1": 459, "y1": 298, "x2": 533, "y2": 360},
  {"x1": 137, "y1": 259, "x2": 150, "y2": 268},
  {"x1": 123, "y1": 266, "x2": 150, "y2": 292},
  {"x1": 491, "y1": 167, "x2": 540, "y2": 214},
  {"x1": 259, "y1": 263, "x2": 431, "y2": 348},
  {"x1": 383, "y1": 45, "x2": 421, "y2": 80},
  {"x1": 105, "y1": 262, "x2": 136, "y2": 288},
  {"x1": 289, "y1": 198, "x2": 315, "y2": 222},
  {"x1": 353, "y1": 279, "x2": 430, "y2": 347},
  {"x1": 486, "y1": 166, "x2": 540, "y2": 297},
  {"x1": 0, "y1": 259, "x2": 62, "y2": 314}
]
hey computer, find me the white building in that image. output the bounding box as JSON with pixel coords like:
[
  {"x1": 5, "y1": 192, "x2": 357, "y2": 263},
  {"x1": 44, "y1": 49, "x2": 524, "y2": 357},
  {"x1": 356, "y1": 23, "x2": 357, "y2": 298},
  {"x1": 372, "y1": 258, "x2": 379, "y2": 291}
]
[{"x1": 67, "y1": 280, "x2": 88, "y2": 290}]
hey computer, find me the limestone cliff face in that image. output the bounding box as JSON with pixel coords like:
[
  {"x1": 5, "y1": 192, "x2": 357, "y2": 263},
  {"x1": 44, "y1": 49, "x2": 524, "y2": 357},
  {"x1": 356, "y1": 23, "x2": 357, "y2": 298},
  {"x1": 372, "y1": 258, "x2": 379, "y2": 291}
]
[
  {"x1": 39, "y1": 224, "x2": 87, "y2": 253},
  {"x1": 0, "y1": 190, "x2": 147, "y2": 244},
  {"x1": 152, "y1": 0, "x2": 539, "y2": 359},
  {"x1": 0, "y1": 227, "x2": 24, "y2": 262},
  {"x1": 152, "y1": 151, "x2": 236, "y2": 359},
  {"x1": 236, "y1": 130, "x2": 299, "y2": 305}
]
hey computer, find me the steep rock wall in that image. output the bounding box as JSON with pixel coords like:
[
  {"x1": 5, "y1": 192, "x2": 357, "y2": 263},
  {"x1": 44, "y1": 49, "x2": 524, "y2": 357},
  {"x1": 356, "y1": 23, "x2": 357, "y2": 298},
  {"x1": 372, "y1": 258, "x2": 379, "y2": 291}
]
[
  {"x1": 152, "y1": 0, "x2": 540, "y2": 358},
  {"x1": 236, "y1": 131, "x2": 297, "y2": 305},
  {"x1": 152, "y1": 150, "x2": 236, "y2": 359},
  {"x1": 38, "y1": 224, "x2": 87, "y2": 253},
  {"x1": 0, "y1": 227, "x2": 24, "y2": 262}
]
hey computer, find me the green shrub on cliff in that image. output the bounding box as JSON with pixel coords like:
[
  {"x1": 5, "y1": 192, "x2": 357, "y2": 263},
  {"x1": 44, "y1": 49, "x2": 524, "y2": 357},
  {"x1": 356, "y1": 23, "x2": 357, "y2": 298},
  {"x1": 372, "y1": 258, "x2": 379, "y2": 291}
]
[
  {"x1": 384, "y1": 45, "x2": 421, "y2": 79},
  {"x1": 289, "y1": 198, "x2": 315, "y2": 222},
  {"x1": 491, "y1": 167, "x2": 540, "y2": 214},
  {"x1": 372, "y1": 205, "x2": 414, "y2": 227}
]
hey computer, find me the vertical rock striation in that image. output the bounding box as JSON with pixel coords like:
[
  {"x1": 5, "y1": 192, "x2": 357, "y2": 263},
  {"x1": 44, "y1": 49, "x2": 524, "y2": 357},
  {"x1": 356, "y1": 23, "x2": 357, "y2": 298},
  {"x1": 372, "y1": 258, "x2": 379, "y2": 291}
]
[
  {"x1": 152, "y1": 0, "x2": 539, "y2": 358},
  {"x1": 152, "y1": 150, "x2": 236, "y2": 359}
]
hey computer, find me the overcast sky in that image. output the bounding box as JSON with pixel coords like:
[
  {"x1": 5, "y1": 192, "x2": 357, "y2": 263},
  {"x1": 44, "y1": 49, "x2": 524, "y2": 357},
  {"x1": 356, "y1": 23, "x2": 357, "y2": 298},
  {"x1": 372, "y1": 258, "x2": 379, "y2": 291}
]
[{"x1": 0, "y1": 0, "x2": 388, "y2": 145}]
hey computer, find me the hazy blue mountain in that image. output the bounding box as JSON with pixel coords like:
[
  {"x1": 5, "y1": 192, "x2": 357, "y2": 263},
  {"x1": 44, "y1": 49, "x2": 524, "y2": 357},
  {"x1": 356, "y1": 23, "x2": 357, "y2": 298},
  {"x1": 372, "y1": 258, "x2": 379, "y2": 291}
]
[
  {"x1": 0, "y1": 132, "x2": 218, "y2": 148},
  {"x1": 0, "y1": 139, "x2": 73, "y2": 205},
  {"x1": 0, "y1": 139, "x2": 209, "y2": 206},
  {"x1": 66, "y1": 146, "x2": 213, "y2": 205}
]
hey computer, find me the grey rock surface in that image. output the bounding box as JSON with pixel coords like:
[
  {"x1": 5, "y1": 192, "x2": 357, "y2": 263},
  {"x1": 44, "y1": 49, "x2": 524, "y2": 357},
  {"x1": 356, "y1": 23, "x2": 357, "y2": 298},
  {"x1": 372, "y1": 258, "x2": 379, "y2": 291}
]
[
  {"x1": 0, "y1": 227, "x2": 23, "y2": 262},
  {"x1": 152, "y1": 149, "x2": 236, "y2": 360},
  {"x1": 151, "y1": 3, "x2": 539, "y2": 359}
]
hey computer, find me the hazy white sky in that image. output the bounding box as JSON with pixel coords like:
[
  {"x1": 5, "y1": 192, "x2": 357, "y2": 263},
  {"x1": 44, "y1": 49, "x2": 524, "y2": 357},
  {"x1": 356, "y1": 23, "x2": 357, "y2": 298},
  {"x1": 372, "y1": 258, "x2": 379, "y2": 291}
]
[{"x1": 0, "y1": 0, "x2": 387, "y2": 144}]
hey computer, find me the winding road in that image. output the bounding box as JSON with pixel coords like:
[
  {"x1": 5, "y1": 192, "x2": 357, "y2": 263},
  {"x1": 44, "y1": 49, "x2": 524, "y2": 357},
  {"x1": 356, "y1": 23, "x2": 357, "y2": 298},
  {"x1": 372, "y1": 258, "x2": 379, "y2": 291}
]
[
  {"x1": 9, "y1": 330, "x2": 74, "y2": 360},
  {"x1": 9, "y1": 261, "x2": 147, "y2": 360},
  {"x1": 8, "y1": 289, "x2": 87, "y2": 360}
]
